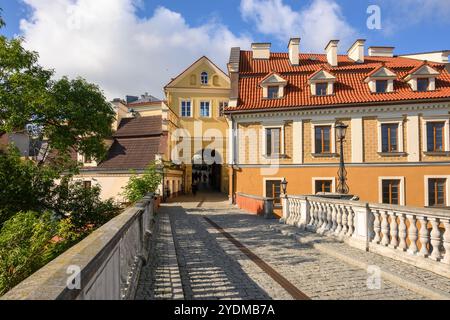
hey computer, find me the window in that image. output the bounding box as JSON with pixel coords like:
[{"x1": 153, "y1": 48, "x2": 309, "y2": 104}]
[
  {"x1": 181, "y1": 100, "x2": 191, "y2": 117},
  {"x1": 265, "y1": 128, "x2": 281, "y2": 156},
  {"x1": 376, "y1": 80, "x2": 388, "y2": 93},
  {"x1": 266, "y1": 180, "x2": 281, "y2": 204},
  {"x1": 428, "y1": 178, "x2": 446, "y2": 207},
  {"x1": 381, "y1": 124, "x2": 398, "y2": 152},
  {"x1": 316, "y1": 83, "x2": 328, "y2": 96},
  {"x1": 83, "y1": 181, "x2": 92, "y2": 189},
  {"x1": 382, "y1": 180, "x2": 400, "y2": 205},
  {"x1": 417, "y1": 78, "x2": 429, "y2": 92},
  {"x1": 315, "y1": 180, "x2": 332, "y2": 194},
  {"x1": 219, "y1": 101, "x2": 228, "y2": 117},
  {"x1": 201, "y1": 72, "x2": 208, "y2": 85},
  {"x1": 315, "y1": 126, "x2": 331, "y2": 154},
  {"x1": 200, "y1": 101, "x2": 210, "y2": 117},
  {"x1": 427, "y1": 122, "x2": 445, "y2": 152},
  {"x1": 268, "y1": 86, "x2": 279, "y2": 99}
]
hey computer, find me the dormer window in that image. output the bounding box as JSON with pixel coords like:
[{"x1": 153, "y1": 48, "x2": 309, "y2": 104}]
[
  {"x1": 316, "y1": 83, "x2": 328, "y2": 96},
  {"x1": 376, "y1": 80, "x2": 388, "y2": 93},
  {"x1": 308, "y1": 68, "x2": 336, "y2": 96},
  {"x1": 417, "y1": 78, "x2": 430, "y2": 92},
  {"x1": 201, "y1": 72, "x2": 208, "y2": 85},
  {"x1": 365, "y1": 65, "x2": 396, "y2": 93},
  {"x1": 404, "y1": 62, "x2": 440, "y2": 92},
  {"x1": 259, "y1": 72, "x2": 287, "y2": 99},
  {"x1": 268, "y1": 86, "x2": 279, "y2": 99}
]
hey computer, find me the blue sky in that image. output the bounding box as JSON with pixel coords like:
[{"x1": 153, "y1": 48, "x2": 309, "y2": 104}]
[{"x1": 1, "y1": 0, "x2": 449, "y2": 98}]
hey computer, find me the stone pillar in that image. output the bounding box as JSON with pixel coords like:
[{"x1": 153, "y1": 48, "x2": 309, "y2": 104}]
[
  {"x1": 264, "y1": 198, "x2": 275, "y2": 219},
  {"x1": 348, "y1": 202, "x2": 370, "y2": 250},
  {"x1": 299, "y1": 197, "x2": 310, "y2": 230}
]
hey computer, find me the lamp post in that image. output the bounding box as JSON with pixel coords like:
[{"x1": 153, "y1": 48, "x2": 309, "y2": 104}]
[
  {"x1": 281, "y1": 177, "x2": 288, "y2": 196},
  {"x1": 335, "y1": 121, "x2": 349, "y2": 194}
]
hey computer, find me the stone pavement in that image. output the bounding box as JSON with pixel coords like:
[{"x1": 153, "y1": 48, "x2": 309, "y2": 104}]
[{"x1": 135, "y1": 192, "x2": 450, "y2": 300}]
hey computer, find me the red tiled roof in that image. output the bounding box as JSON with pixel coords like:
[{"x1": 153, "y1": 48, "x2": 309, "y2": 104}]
[{"x1": 229, "y1": 51, "x2": 450, "y2": 111}]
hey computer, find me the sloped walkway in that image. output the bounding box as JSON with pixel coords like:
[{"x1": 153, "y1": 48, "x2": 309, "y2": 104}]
[{"x1": 136, "y1": 192, "x2": 450, "y2": 300}]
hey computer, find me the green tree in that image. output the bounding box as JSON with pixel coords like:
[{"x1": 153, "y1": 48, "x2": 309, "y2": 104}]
[
  {"x1": 0, "y1": 211, "x2": 58, "y2": 295},
  {"x1": 123, "y1": 164, "x2": 162, "y2": 203},
  {"x1": 0, "y1": 15, "x2": 115, "y2": 163},
  {"x1": 0, "y1": 146, "x2": 58, "y2": 225}
]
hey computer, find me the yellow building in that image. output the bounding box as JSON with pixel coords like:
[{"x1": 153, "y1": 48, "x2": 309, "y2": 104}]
[
  {"x1": 225, "y1": 40, "x2": 450, "y2": 216},
  {"x1": 164, "y1": 56, "x2": 230, "y2": 194}
]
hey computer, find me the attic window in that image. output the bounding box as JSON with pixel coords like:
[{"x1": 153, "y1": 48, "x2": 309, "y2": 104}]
[
  {"x1": 417, "y1": 78, "x2": 430, "y2": 92},
  {"x1": 201, "y1": 72, "x2": 208, "y2": 85},
  {"x1": 316, "y1": 83, "x2": 328, "y2": 96},
  {"x1": 268, "y1": 86, "x2": 279, "y2": 99},
  {"x1": 376, "y1": 80, "x2": 388, "y2": 93}
]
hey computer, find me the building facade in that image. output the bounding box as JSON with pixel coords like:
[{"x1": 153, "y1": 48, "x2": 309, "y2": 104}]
[
  {"x1": 226, "y1": 39, "x2": 450, "y2": 216},
  {"x1": 165, "y1": 56, "x2": 230, "y2": 194}
]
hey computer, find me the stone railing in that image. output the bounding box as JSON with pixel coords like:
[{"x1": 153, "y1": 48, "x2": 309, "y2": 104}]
[
  {"x1": 1, "y1": 194, "x2": 157, "y2": 300},
  {"x1": 281, "y1": 195, "x2": 450, "y2": 277}
]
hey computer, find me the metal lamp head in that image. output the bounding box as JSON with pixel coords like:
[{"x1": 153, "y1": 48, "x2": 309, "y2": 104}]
[
  {"x1": 281, "y1": 177, "x2": 288, "y2": 194},
  {"x1": 335, "y1": 121, "x2": 348, "y2": 140}
]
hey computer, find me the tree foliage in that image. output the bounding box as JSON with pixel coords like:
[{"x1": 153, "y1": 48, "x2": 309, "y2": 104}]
[
  {"x1": 0, "y1": 15, "x2": 115, "y2": 162},
  {"x1": 123, "y1": 164, "x2": 162, "y2": 203}
]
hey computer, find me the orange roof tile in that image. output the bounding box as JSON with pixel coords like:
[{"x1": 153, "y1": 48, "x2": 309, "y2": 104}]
[{"x1": 228, "y1": 51, "x2": 450, "y2": 112}]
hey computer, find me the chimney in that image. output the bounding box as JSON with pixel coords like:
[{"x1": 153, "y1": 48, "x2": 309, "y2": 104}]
[
  {"x1": 288, "y1": 38, "x2": 300, "y2": 65},
  {"x1": 347, "y1": 39, "x2": 366, "y2": 63},
  {"x1": 252, "y1": 43, "x2": 271, "y2": 60},
  {"x1": 368, "y1": 46, "x2": 395, "y2": 58},
  {"x1": 325, "y1": 40, "x2": 339, "y2": 67}
]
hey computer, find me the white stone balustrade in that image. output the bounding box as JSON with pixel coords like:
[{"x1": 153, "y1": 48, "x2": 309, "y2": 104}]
[{"x1": 281, "y1": 195, "x2": 450, "y2": 276}]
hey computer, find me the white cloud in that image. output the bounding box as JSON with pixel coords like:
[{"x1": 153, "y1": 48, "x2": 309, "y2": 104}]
[
  {"x1": 19, "y1": 0, "x2": 252, "y2": 99},
  {"x1": 380, "y1": 0, "x2": 450, "y2": 34},
  {"x1": 240, "y1": 0, "x2": 357, "y2": 52}
]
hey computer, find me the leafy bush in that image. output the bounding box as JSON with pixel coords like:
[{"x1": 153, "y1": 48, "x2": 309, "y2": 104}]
[
  {"x1": 0, "y1": 146, "x2": 58, "y2": 226},
  {"x1": 0, "y1": 211, "x2": 58, "y2": 295},
  {"x1": 123, "y1": 164, "x2": 161, "y2": 203},
  {"x1": 51, "y1": 178, "x2": 121, "y2": 230}
]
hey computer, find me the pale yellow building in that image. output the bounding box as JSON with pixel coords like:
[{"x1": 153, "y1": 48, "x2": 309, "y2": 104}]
[{"x1": 164, "y1": 56, "x2": 230, "y2": 194}]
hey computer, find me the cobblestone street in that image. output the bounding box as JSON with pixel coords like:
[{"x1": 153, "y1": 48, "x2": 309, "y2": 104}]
[{"x1": 136, "y1": 193, "x2": 450, "y2": 300}]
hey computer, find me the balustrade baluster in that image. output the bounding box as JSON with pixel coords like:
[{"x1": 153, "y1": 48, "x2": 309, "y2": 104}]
[
  {"x1": 407, "y1": 214, "x2": 418, "y2": 255},
  {"x1": 380, "y1": 211, "x2": 390, "y2": 246},
  {"x1": 308, "y1": 202, "x2": 316, "y2": 229},
  {"x1": 325, "y1": 204, "x2": 333, "y2": 233},
  {"x1": 429, "y1": 217, "x2": 442, "y2": 261},
  {"x1": 389, "y1": 212, "x2": 399, "y2": 248},
  {"x1": 316, "y1": 202, "x2": 323, "y2": 231},
  {"x1": 335, "y1": 205, "x2": 343, "y2": 235},
  {"x1": 398, "y1": 213, "x2": 407, "y2": 251},
  {"x1": 346, "y1": 207, "x2": 354, "y2": 237},
  {"x1": 443, "y1": 219, "x2": 450, "y2": 265},
  {"x1": 340, "y1": 206, "x2": 348, "y2": 237},
  {"x1": 418, "y1": 216, "x2": 430, "y2": 258},
  {"x1": 372, "y1": 210, "x2": 381, "y2": 244},
  {"x1": 331, "y1": 204, "x2": 338, "y2": 233}
]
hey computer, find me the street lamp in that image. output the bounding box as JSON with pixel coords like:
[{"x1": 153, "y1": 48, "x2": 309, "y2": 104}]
[
  {"x1": 335, "y1": 121, "x2": 349, "y2": 194},
  {"x1": 281, "y1": 177, "x2": 288, "y2": 195}
]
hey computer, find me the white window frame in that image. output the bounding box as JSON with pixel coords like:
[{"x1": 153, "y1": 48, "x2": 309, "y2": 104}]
[
  {"x1": 377, "y1": 118, "x2": 404, "y2": 153},
  {"x1": 263, "y1": 177, "x2": 283, "y2": 199},
  {"x1": 262, "y1": 124, "x2": 285, "y2": 157},
  {"x1": 422, "y1": 116, "x2": 450, "y2": 152},
  {"x1": 378, "y1": 176, "x2": 405, "y2": 206},
  {"x1": 311, "y1": 122, "x2": 336, "y2": 154},
  {"x1": 312, "y1": 177, "x2": 336, "y2": 194},
  {"x1": 199, "y1": 100, "x2": 211, "y2": 118},
  {"x1": 424, "y1": 175, "x2": 450, "y2": 207},
  {"x1": 180, "y1": 99, "x2": 192, "y2": 118}
]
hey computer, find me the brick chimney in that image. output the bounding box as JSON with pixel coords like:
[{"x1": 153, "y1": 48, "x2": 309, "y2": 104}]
[
  {"x1": 252, "y1": 43, "x2": 271, "y2": 60},
  {"x1": 325, "y1": 40, "x2": 339, "y2": 67},
  {"x1": 288, "y1": 38, "x2": 300, "y2": 65},
  {"x1": 348, "y1": 39, "x2": 366, "y2": 63}
]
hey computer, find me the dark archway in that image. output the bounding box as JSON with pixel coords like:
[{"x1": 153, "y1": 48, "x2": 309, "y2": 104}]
[{"x1": 192, "y1": 149, "x2": 222, "y2": 192}]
